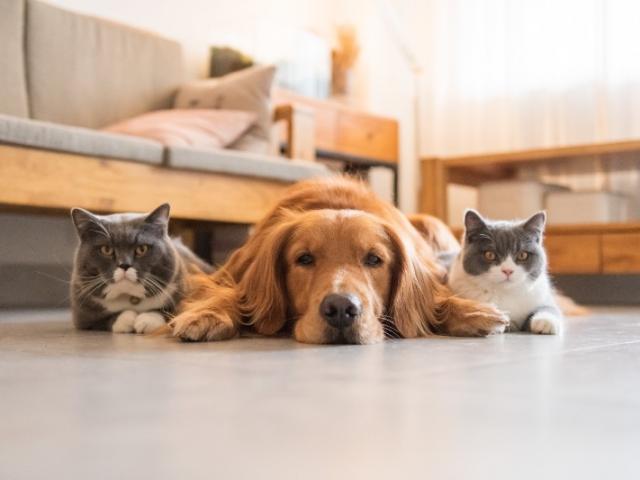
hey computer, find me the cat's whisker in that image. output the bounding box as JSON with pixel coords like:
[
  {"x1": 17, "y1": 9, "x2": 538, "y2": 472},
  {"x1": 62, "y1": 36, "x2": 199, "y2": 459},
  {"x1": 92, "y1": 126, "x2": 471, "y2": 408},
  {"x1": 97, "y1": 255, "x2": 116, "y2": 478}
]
[
  {"x1": 141, "y1": 276, "x2": 176, "y2": 309},
  {"x1": 143, "y1": 276, "x2": 165, "y2": 296},
  {"x1": 35, "y1": 271, "x2": 73, "y2": 285},
  {"x1": 78, "y1": 278, "x2": 105, "y2": 295},
  {"x1": 76, "y1": 281, "x2": 106, "y2": 306},
  {"x1": 76, "y1": 281, "x2": 103, "y2": 299},
  {"x1": 147, "y1": 272, "x2": 169, "y2": 288}
]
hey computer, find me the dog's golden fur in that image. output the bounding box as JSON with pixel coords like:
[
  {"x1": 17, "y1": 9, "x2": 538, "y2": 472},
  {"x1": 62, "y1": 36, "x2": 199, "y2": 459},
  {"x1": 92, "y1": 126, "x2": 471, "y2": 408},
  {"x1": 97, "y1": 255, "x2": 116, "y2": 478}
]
[
  {"x1": 171, "y1": 177, "x2": 508, "y2": 344},
  {"x1": 408, "y1": 214, "x2": 461, "y2": 254}
]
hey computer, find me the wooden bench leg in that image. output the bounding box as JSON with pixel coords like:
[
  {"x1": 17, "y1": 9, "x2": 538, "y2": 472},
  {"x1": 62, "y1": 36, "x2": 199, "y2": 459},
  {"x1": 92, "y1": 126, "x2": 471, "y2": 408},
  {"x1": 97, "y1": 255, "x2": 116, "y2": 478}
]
[{"x1": 419, "y1": 157, "x2": 448, "y2": 220}]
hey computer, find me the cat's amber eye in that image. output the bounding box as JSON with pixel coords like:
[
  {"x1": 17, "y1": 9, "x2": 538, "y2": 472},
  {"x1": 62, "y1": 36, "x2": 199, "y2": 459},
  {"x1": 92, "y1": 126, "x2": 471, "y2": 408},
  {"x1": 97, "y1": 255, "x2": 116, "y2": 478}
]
[
  {"x1": 484, "y1": 251, "x2": 496, "y2": 261},
  {"x1": 135, "y1": 244, "x2": 149, "y2": 257},
  {"x1": 517, "y1": 251, "x2": 529, "y2": 261},
  {"x1": 100, "y1": 245, "x2": 114, "y2": 257}
]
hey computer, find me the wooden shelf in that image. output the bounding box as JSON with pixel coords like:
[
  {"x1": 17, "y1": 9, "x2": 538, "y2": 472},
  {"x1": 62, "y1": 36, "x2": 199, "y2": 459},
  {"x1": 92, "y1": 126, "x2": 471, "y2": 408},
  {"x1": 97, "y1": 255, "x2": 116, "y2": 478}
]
[
  {"x1": 439, "y1": 139, "x2": 640, "y2": 167},
  {"x1": 422, "y1": 140, "x2": 640, "y2": 188},
  {"x1": 451, "y1": 222, "x2": 640, "y2": 237},
  {"x1": 545, "y1": 222, "x2": 640, "y2": 235}
]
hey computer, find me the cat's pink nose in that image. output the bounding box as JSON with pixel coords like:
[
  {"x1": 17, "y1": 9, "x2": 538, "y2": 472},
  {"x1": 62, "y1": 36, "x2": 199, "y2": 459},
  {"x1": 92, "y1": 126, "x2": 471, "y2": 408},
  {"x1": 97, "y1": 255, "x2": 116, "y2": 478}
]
[{"x1": 502, "y1": 268, "x2": 514, "y2": 277}]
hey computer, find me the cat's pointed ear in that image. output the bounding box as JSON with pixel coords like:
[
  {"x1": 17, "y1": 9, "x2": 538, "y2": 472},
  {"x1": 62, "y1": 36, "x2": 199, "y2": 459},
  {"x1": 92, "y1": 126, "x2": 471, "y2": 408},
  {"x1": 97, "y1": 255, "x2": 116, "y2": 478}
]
[
  {"x1": 523, "y1": 211, "x2": 546, "y2": 238},
  {"x1": 70, "y1": 208, "x2": 104, "y2": 238},
  {"x1": 464, "y1": 209, "x2": 486, "y2": 233},
  {"x1": 145, "y1": 203, "x2": 171, "y2": 227}
]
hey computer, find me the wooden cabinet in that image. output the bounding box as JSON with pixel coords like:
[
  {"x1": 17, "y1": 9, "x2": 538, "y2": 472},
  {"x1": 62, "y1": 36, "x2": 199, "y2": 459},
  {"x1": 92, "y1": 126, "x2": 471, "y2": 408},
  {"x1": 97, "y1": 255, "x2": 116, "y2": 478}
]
[
  {"x1": 602, "y1": 233, "x2": 640, "y2": 273},
  {"x1": 274, "y1": 88, "x2": 398, "y2": 164},
  {"x1": 545, "y1": 234, "x2": 601, "y2": 274},
  {"x1": 335, "y1": 110, "x2": 398, "y2": 163},
  {"x1": 543, "y1": 227, "x2": 640, "y2": 274}
]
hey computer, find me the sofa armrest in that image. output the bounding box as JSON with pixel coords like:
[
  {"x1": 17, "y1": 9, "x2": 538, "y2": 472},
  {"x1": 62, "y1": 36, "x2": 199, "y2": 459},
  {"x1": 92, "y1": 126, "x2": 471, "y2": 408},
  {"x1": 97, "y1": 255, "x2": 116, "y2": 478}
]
[{"x1": 273, "y1": 103, "x2": 316, "y2": 162}]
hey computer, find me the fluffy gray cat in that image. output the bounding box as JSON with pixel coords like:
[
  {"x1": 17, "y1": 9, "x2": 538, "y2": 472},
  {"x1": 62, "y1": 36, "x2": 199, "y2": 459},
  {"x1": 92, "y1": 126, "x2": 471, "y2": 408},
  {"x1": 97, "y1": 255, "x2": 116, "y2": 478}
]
[
  {"x1": 70, "y1": 204, "x2": 211, "y2": 333},
  {"x1": 448, "y1": 209, "x2": 563, "y2": 335}
]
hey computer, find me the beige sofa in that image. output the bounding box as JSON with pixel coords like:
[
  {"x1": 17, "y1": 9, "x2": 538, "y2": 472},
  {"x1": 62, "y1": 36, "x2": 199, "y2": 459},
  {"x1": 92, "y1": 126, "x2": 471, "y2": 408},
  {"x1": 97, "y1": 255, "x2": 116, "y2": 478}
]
[{"x1": 0, "y1": 0, "x2": 327, "y2": 224}]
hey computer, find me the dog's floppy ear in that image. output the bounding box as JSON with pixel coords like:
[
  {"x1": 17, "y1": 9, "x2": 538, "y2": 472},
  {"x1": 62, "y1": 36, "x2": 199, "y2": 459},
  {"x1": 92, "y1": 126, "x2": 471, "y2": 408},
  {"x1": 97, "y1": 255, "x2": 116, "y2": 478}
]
[
  {"x1": 236, "y1": 216, "x2": 296, "y2": 336},
  {"x1": 384, "y1": 223, "x2": 444, "y2": 338}
]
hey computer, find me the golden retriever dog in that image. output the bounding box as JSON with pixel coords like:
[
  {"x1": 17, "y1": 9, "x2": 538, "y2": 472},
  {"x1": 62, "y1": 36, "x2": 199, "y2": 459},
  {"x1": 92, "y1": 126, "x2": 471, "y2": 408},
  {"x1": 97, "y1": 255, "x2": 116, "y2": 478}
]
[{"x1": 170, "y1": 177, "x2": 508, "y2": 344}]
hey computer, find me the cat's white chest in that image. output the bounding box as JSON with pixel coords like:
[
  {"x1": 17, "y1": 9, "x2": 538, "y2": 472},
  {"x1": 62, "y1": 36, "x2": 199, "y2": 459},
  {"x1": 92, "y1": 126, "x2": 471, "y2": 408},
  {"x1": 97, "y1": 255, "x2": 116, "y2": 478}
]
[
  {"x1": 97, "y1": 282, "x2": 176, "y2": 313},
  {"x1": 485, "y1": 288, "x2": 539, "y2": 325}
]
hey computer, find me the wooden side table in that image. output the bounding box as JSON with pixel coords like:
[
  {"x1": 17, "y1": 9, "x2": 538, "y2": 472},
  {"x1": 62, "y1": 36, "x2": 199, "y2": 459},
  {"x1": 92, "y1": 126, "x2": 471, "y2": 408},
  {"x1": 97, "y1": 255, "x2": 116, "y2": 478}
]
[{"x1": 274, "y1": 89, "x2": 400, "y2": 204}]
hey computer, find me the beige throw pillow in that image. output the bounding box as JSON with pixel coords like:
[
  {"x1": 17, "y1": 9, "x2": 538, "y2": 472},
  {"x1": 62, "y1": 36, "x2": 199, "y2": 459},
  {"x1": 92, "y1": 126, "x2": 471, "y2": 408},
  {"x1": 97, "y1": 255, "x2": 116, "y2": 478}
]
[
  {"x1": 103, "y1": 109, "x2": 256, "y2": 149},
  {"x1": 174, "y1": 65, "x2": 276, "y2": 154}
]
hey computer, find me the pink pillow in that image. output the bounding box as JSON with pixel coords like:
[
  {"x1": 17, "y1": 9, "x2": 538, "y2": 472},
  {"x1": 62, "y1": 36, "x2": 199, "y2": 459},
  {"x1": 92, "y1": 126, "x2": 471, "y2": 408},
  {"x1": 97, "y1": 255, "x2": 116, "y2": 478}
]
[{"x1": 103, "y1": 109, "x2": 256, "y2": 149}]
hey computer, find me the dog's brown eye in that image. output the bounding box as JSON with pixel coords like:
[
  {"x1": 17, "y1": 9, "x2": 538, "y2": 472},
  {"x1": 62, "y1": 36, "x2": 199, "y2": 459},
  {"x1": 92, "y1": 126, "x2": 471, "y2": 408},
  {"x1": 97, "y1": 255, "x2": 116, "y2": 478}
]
[
  {"x1": 100, "y1": 245, "x2": 114, "y2": 257},
  {"x1": 516, "y1": 251, "x2": 529, "y2": 261},
  {"x1": 296, "y1": 253, "x2": 314, "y2": 266},
  {"x1": 484, "y1": 251, "x2": 496, "y2": 261},
  {"x1": 364, "y1": 253, "x2": 383, "y2": 267},
  {"x1": 135, "y1": 245, "x2": 149, "y2": 257}
]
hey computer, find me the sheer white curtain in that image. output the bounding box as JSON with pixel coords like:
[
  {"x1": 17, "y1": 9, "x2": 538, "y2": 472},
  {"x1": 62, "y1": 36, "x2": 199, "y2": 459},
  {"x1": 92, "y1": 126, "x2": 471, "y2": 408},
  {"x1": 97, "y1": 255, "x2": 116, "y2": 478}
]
[
  {"x1": 400, "y1": 0, "x2": 640, "y2": 217},
  {"x1": 407, "y1": 0, "x2": 640, "y2": 156},
  {"x1": 404, "y1": 0, "x2": 640, "y2": 155}
]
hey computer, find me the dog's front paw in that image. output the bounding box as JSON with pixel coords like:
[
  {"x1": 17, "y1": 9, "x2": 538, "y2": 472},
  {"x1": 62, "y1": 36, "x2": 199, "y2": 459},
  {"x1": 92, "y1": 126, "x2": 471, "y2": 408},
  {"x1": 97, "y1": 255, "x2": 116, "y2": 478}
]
[
  {"x1": 465, "y1": 305, "x2": 509, "y2": 336},
  {"x1": 170, "y1": 310, "x2": 237, "y2": 342},
  {"x1": 453, "y1": 302, "x2": 509, "y2": 337},
  {"x1": 112, "y1": 310, "x2": 137, "y2": 333},
  {"x1": 441, "y1": 298, "x2": 510, "y2": 337},
  {"x1": 134, "y1": 311, "x2": 166, "y2": 334},
  {"x1": 530, "y1": 313, "x2": 562, "y2": 335}
]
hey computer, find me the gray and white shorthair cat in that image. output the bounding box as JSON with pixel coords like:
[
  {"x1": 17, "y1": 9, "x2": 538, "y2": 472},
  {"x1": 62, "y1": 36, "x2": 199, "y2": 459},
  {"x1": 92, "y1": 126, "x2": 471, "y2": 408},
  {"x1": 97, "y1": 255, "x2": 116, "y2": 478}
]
[
  {"x1": 448, "y1": 209, "x2": 563, "y2": 335},
  {"x1": 70, "y1": 204, "x2": 210, "y2": 333}
]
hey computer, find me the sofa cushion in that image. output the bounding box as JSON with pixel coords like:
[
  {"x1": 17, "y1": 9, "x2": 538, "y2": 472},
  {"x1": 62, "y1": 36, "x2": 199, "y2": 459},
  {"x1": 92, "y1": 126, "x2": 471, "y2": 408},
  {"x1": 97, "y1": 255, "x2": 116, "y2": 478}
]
[
  {"x1": 26, "y1": 0, "x2": 185, "y2": 128},
  {"x1": 174, "y1": 65, "x2": 276, "y2": 154},
  {"x1": 166, "y1": 146, "x2": 329, "y2": 182},
  {"x1": 0, "y1": 114, "x2": 163, "y2": 164},
  {"x1": 0, "y1": 0, "x2": 29, "y2": 117},
  {"x1": 103, "y1": 109, "x2": 256, "y2": 149}
]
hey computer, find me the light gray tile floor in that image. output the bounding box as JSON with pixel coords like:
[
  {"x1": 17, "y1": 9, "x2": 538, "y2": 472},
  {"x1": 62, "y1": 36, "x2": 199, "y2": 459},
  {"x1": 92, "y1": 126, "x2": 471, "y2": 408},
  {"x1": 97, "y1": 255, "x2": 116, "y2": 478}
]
[{"x1": 1, "y1": 308, "x2": 639, "y2": 480}]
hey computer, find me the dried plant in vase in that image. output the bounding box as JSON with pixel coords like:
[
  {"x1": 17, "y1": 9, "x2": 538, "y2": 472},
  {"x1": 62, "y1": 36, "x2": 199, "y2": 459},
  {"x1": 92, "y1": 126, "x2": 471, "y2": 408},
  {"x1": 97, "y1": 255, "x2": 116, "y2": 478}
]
[
  {"x1": 209, "y1": 46, "x2": 254, "y2": 78},
  {"x1": 331, "y1": 25, "x2": 360, "y2": 98}
]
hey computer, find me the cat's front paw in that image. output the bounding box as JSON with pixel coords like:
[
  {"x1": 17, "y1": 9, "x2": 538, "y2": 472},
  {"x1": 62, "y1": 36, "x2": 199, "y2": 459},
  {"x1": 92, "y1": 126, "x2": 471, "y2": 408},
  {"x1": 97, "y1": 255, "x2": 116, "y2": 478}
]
[
  {"x1": 530, "y1": 313, "x2": 562, "y2": 335},
  {"x1": 170, "y1": 310, "x2": 237, "y2": 342},
  {"x1": 134, "y1": 311, "x2": 166, "y2": 334},
  {"x1": 112, "y1": 310, "x2": 137, "y2": 333}
]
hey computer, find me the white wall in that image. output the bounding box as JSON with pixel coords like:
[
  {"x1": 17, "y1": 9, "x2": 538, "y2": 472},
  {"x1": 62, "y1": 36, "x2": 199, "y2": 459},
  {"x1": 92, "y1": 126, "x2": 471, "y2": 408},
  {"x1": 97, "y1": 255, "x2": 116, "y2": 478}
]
[
  {"x1": 336, "y1": 0, "x2": 418, "y2": 212},
  {"x1": 49, "y1": 0, "x2": 335, "y2": 79}
]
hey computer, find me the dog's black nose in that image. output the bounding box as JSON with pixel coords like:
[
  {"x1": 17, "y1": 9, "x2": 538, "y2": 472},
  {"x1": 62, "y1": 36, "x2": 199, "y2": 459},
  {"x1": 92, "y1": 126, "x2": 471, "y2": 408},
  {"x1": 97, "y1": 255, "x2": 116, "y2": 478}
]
[{"x1": 320, "y1": 293, "x2": 362, "y2": 329}]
